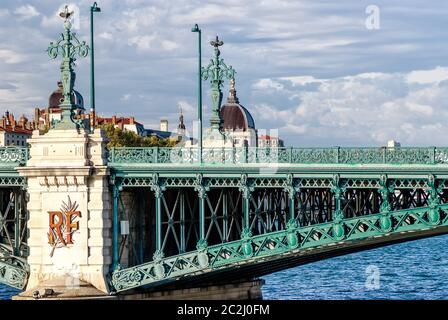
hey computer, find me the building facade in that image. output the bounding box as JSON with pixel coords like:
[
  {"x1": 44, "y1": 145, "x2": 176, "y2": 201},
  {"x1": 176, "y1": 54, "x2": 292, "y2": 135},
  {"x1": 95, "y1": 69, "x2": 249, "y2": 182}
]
[
  {"x1": 258, "y1": 134, "x2": 285, "y2": 148},
  {"x1": 0, "y1": 111, "x2": 33, "y2": 146}
]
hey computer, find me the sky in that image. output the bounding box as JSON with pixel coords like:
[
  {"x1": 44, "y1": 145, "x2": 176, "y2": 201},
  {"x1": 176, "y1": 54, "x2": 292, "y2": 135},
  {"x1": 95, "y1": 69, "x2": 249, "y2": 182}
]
[{"x1": 0, "y1": 0, "x2": 448, "y2": 147}]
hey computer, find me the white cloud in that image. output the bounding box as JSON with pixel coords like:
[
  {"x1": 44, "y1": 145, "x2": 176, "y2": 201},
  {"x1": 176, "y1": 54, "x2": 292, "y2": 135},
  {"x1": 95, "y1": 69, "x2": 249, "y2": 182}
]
[
  {"x1": 14, "y1": 5, "x2": 40, "y2": 20},
  {"x1": 161, "y1": 40, "x2": 179, "y2": 51},
  {"x1": 0, "y1": 9, "x2": 10, "y2": 17},
  {"x1": 406, "y1": 66, "x2": 448, "y2": 84},
  {"x1": 178, "y1": 100, "x2": 195, "y2": 114},
  {"x1": 250, "y1": 66, "x2": 448, "y2": 146},
  {"x1": 120, "y1": 94, "x2": 131, "y2": 102},
  {"x1": 98, "y1": 32, "x2": 114, "y2": 41},
  {"x1": 128, "y1": 35, "x2": 157, "y2": 52},
  {"x1": 280, "y1": 76, "x2": 324, "y2": 86},
  {"x1": 0, "y1": 49, "x2": 25, "y2": 64},
  {"x1": 253, "y1": 79, "x2": 284, "y2": 91},
  {"x1": 406, "y1": 102, "x2": 433, "y2": 116}
]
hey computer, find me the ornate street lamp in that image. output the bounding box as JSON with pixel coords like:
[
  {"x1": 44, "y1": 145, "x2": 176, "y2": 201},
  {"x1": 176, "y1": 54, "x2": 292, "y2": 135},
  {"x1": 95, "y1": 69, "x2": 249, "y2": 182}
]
[
  {"x1": 191, "y1": 24, "x2": 202, "y2": 163},
  {"x1": 47, "y1": 6, "x2": 89, "y2": 130},
  {"x1": 201, "y1": 35, "x2": 235, "y2": 131},
  {"x1": 90, "y1": 2, "x2": 101, "y2": 131}
]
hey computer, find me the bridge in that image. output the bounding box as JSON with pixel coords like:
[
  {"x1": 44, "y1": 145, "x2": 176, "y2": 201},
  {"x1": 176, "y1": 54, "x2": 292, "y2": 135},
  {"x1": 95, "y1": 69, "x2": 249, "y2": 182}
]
[
  {"x1": 3, "y1": 145, "x2": 448, "y2": 295},
  {"x1": 2, "y1": 5, "x2": 448, "y2": 299}
]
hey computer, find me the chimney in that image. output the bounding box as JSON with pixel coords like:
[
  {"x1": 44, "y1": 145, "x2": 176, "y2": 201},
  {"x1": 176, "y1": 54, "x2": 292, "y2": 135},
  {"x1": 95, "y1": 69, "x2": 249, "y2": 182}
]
[
  {"x1": 34, "y1": 108, "x2": 40, "y2": 123},
  {"x1": 160, "y1": 119, "x2": 168, "y2": 132},
  {"x1": 112, "y1": 115, "x2": 117, "y2": 124},
  {"x1": 130, "y1": 117, "x2": 135, "y2": 125}
]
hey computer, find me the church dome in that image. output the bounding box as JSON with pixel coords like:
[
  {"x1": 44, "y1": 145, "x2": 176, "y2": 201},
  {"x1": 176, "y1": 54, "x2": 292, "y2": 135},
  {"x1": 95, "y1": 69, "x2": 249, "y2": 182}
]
[
  {"x1": 220, "y1": 104, "x2": 255, "y2": 131},
  {"x1": 220, "y1": 79, "x2": 255, "y2": 131},
  {"x1": 49, "y1": 81, "x2": 84, "y2": 109}
]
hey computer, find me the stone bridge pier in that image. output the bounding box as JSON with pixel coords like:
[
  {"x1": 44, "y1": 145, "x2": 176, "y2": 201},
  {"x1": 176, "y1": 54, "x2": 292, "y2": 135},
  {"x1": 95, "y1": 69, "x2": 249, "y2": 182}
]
[{"x1": 17, "y1": 127, "x2": 113, "y2": 295}]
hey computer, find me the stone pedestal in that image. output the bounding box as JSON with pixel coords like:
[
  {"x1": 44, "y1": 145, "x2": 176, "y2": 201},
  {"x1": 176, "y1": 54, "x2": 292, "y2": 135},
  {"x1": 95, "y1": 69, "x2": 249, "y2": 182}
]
[{"x1": 17, "y1": 128, "x2": 112, "y2": 293}]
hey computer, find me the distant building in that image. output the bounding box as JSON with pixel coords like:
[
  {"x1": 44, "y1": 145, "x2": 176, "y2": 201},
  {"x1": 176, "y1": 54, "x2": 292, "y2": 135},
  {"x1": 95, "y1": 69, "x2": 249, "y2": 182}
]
[
  {"x1": 159, "y1": 119, "x2": 169, "y2": 132},
  {"x1": 387, "y1": 140, "x2": 401, "y2": 148},
  {"x1": 143, "y1": 115, "x2": 188, "y2": 141},
  {"x1": 219, "y1": 78, "x2": 257, "y2": 147},
  {"x1": 34, "y1": 81, "x2": 85, "y2": 129},
  {"x1": 258, "y1": 135, "x2": 284, "y2": 148},
  {"x1": 0, "y1": 111, "x2": 33, "y2": 146},
  {"x1": 96, "y1": 115, "x2": 145, "y2": 136}
]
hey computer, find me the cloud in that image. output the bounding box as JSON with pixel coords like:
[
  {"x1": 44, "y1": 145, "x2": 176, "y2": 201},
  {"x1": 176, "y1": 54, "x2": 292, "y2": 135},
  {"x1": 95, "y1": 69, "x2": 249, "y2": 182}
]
[
  {"x1": 14, "y1": 5, "x2": 40, "y2": 20},
  {"x1": 250, "y1": 66, "x2": 448, "y2": 146},
  {"x1": 253, "y1": 79, "x2": 284, "y2": 91},
  {"x1": 406, "y1": 66, "x2": 448, "y2": 84},
  {"x1": 0, "y1": 0, "x2": 448, "y2": 149},
  {"x1": 0, "y1": 9, "x2": 10, "y2": 17},
  {"x1": 178, "y1": 100, "x2": 195, "y2": 114},
  {"x1": 0, "y1": 49, "x2": 25, "y2": 64},
  {"x1": 98, "y1": 32, "x2": 113, "y2": 41},
  {"x1": 280, "y1": 76, "x2": 324, "y2": 86},
  {"x1": 128, "y1": 35, "x2": 157, "y2": 52}
]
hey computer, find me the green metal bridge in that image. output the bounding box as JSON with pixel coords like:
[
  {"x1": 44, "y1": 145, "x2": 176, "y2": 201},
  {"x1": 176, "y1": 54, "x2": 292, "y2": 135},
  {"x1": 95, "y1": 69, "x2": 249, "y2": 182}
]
[
  {"x1": 108, "y1": 146, "x2": 448, "y2": 292},
  {"x1": 0, "y1": 148, "x2": 29, "y2": 290},
  {"x1": 3, "y1": 146, "x2": 448, "y2": 293}
]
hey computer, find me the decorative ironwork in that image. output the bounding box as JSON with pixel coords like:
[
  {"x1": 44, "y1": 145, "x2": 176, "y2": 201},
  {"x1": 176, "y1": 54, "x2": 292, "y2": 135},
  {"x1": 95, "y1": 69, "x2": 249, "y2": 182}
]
[
  {"x1": 0, "y1": 148, "x2": 28, "y2": 166},
  {"x1": 0, "y1": 259, "x2": 28, "y2": 290},
  {"x1": 201, "y1": 36, "x2": 235, "y2": 129},
  {"x1": 47, "y1": 5, "x2": 89, "y2": 130},
  {"x1": 109, "y1": 146, "x2": 448, "y2": 166},
  {"x1": 0, "y1": 187, "x2": 29, "y2": 289},
  {"x1": 110, "y1": 203, "x2": 448, "y2": 292}
]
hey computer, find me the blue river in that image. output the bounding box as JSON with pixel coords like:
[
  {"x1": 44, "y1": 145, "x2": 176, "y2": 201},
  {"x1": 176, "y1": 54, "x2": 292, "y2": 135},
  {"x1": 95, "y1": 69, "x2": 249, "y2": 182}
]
[{"x1": 2, "y1": 234, "x2": 448, "y2": 300}]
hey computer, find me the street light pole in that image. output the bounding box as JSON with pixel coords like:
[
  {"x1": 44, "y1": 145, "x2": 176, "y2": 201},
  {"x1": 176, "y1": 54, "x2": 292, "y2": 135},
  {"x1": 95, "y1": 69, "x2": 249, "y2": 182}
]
[
  {"x1": 90, "y1": 2, "x2": 101, "y2": 132},
  {"x1": 191, "y1": 24, "x2": 202, "y2": 164}
]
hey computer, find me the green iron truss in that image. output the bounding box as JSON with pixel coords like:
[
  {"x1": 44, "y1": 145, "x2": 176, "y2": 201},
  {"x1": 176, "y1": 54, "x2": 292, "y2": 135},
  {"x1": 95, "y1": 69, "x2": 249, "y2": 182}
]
[
  {"x1": 0, "y1": 187, "x2": 29, "y2": 290},
  {"x1": 110, "y1": 203, "x2": 448, "y2": 292},
  {"x1": 108, "y1": 168, "x2": 448, "y2": 293},
  {"x1": 0, "y1": 147, "x2": 29, "y2": 290}
]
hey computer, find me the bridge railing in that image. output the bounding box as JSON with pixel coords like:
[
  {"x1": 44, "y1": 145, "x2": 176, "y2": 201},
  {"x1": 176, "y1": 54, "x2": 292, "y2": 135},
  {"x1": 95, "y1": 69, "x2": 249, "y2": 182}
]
[
  {"x1": 0, "y1": 147, "x2": 29, "y2": 167},
  {"x1": 108, "y1": 146, "x2": 448, "y2": 165}
]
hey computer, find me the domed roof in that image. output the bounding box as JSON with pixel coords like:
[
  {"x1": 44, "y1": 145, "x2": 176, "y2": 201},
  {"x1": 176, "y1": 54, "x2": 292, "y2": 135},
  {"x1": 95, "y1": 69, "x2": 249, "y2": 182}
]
[
  {"x1": 220, "y1": 104, "x2": 255, "y2": 131},
  {"x1": 220, "y1": 79, "x2": 255, "y2": 131},
  {"x1": 49, "y1": 81, "x2": 84, "y2": 109}
]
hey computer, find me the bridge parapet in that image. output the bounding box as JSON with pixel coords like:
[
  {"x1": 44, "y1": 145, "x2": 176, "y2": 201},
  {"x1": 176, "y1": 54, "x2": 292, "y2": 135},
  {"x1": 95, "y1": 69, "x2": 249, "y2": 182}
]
[
  {"x1": 0, "y1": 147, "x2": 29, "y2": 167},
  {"x1": 108, "y1": 146, "x2": 448, "y2": 166}
]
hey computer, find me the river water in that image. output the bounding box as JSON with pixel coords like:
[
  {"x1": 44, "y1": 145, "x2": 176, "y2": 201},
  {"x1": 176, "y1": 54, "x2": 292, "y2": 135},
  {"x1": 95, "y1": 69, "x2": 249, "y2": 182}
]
[{"x1": 2, "y1": 234, "x2": 448, "y2": 300}]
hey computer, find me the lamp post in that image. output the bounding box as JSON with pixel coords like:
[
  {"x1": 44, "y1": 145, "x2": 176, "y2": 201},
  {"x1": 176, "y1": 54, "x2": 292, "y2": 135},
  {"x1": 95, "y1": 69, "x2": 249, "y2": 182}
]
[
  {"x1": 191, "y1": 24, "x2": 202, "y2": 163},
  {"x1": 90, "y1": 2, "x2": 101, "y2": 131},
  {"x1": 47, "y1": 6, "x2": 89, "y2": 130}
]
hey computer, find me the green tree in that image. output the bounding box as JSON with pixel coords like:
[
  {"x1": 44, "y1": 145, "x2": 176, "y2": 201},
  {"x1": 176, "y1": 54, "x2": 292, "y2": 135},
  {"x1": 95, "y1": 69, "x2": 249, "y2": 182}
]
[{"x1": 98, "y1": 123, "x2": 178, "y2": 148}]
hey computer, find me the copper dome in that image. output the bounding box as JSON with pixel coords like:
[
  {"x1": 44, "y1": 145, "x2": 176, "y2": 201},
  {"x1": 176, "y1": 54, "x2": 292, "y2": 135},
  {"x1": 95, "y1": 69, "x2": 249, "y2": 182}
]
[
  {"x1": 49, "y1": 81, "x2": 84, "y2": 109},
  {"x1": 219, "y1": 78, "x2": 255, "y2": 131},
  {"x1": 220, "y1": 103, "x2": 255, "y2": 131}
]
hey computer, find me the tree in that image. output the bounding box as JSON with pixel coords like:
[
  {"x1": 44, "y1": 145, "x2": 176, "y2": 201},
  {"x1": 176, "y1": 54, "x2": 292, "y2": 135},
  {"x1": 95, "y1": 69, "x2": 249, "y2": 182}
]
[{"x1": 98, "y1": 123, "x2": 178, "y2": 148}]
